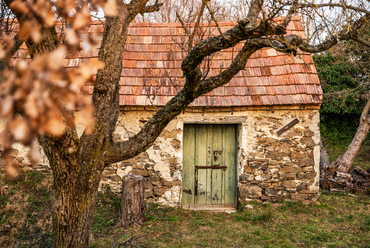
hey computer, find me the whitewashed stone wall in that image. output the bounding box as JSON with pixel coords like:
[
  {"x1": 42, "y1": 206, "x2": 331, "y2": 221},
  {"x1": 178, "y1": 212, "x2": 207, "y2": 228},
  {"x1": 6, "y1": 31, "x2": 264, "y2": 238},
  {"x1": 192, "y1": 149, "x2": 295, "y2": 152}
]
[
  {"x1": 1, "y1": 106, "x2": 321, "y2": 206},
  {"x1": 102, "y1": 106, "x2": 321, "y2": 206}
]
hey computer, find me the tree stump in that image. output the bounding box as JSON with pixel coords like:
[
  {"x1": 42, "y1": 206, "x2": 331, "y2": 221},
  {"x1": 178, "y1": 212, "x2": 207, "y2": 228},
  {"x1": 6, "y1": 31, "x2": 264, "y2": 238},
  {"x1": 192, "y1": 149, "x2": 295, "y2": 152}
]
[{"x1": 117, "y1": 175, "x2": 144, "y2": 227}]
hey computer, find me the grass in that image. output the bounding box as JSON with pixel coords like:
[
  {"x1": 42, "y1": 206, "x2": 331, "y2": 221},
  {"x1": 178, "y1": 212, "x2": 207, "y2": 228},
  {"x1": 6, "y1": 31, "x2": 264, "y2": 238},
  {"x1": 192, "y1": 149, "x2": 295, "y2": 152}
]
[
  {"x1": 324, "y1": 143, "x2": 370, "y2": 171},
  {"x1": 0, "y1": 170, "x2": 53, "y2": 247},
  {"x1": 1, "y1": 170, "x2": 369, "y2": 247},
  {"x1": 0, "y1": 172, "x2": 370, "y2": 248}
]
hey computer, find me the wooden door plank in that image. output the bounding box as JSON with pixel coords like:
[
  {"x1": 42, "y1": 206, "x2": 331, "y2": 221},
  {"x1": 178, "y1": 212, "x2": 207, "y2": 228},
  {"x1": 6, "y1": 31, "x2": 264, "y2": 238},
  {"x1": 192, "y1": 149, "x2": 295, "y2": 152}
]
[
  {"x1": 182, "y1": 125, "x2": 196, "y2": 205},
  {"x1": 206, "y1": 125, "x2": 213, "y2": 204},
  {"x1": 224, "y1": 125, "x2": 237, "y2": 205},
  {"x1": 211, "y1": 124, "x2": 223, "y2": 205},
  {"x1": 196, "y1": 125, "x2": 208, "y2": 204}
]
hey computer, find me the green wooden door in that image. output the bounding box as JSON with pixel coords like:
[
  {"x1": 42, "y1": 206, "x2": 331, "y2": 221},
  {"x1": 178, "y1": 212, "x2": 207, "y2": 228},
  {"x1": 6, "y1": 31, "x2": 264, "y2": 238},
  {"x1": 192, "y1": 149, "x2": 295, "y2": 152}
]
[{"x1": 182, "y1": 124, "x2": 237, "y2": 206}]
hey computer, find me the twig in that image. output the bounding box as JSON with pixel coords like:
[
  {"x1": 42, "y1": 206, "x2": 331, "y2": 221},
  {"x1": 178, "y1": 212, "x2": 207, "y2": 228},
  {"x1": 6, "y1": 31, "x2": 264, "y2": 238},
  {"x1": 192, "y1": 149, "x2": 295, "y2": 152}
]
[
  {"x1": 118, "y1": 234, "x2": 140, "y2": 247},
  {"x1": 202, "y1": 0, "x2": 227, "y2": 40}
]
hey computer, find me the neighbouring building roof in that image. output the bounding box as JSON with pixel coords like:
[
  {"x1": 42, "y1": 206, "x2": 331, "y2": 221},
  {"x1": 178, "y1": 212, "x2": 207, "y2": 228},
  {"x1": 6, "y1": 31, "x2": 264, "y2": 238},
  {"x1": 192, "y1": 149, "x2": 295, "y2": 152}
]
[{"x1": 14, "y1": 16, "x2": 323, "y2": 107}]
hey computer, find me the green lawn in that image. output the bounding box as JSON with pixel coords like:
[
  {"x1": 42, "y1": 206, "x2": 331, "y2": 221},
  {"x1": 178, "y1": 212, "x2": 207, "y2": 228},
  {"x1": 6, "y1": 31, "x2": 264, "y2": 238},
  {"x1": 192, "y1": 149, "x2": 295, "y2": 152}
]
[
  {"x1": 1, "y1": 171, "x2": 369, "y2": 247},
  {"x1": 91, "y1": 190, "x2": 369, "y2": 248}
]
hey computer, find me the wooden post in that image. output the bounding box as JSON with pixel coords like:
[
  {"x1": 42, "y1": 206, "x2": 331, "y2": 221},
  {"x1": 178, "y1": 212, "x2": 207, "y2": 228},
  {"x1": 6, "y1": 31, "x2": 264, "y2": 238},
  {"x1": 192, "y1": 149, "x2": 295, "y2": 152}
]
[{"x1": 117, "y1": 175, "x2": 144, "y2": 227}]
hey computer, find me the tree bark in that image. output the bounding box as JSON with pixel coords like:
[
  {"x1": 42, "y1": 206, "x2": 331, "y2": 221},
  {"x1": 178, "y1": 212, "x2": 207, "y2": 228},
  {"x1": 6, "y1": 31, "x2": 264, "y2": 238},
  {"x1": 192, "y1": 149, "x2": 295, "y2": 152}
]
[
  {"x1": 329, "y1": 97, "x2": 370, "y2": 173},
  {"x1": 52, "y1": 175, "x2": 100, "y2": 248},
  {"x1": 37, "y1": 130, "x2": 105, "y2": 248},
  {"x1": 117, "y1": 175, "x2": 144, "y2": 227},
  {"x1": 320, "y1": 138, "x2": 331, "y2": 171}
]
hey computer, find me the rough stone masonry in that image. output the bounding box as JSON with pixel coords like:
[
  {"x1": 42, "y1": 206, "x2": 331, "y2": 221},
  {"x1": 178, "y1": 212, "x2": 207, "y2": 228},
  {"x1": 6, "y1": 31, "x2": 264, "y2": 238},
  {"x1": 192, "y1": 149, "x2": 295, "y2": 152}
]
[{"x1": 97, "y1": 105, "x2": 320, "y2": 206}]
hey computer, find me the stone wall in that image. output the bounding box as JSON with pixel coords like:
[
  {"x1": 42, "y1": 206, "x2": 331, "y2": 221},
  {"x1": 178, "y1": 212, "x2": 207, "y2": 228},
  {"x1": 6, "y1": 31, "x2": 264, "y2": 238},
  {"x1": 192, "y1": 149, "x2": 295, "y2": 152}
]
[
  {"x1": 100, "y1": 105, "x2": 321, "y2": 206},
  {"x1": 0, "y1": 120, "x2": 49, "y2": 171},
  {"x1": 1, "y1": 105, "x2": 321, "y2": 206},
  {"x1": 237, "y1": 109, "x2": 320, "y2": 203}
]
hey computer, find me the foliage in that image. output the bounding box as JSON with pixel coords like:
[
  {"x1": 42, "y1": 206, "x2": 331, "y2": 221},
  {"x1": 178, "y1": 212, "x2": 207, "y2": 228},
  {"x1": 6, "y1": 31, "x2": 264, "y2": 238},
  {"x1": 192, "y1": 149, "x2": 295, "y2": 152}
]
[
  {"x1": 314, "y1": 52, "x2": 367, "y2": 115},
  {"x1": 321, "y1": 113, "x2": 370, "y2": 146}
]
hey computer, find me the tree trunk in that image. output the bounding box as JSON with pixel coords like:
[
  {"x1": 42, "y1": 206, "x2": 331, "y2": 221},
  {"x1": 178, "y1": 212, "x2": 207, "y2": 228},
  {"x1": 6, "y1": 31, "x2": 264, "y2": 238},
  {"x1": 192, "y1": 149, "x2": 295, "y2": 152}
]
[
  {"x1": 329, "y1": 97, "x2": 370, "y2": 173},
  {"x1": 53, "y1": 184, "x2": 97, "y2": 247},
  {"x1": 117, "y1": 175, "x2": 144, "y2": 227},
  {"x1": 51, "y1": 161, "x2": 104, "y2": 248},
  {"x1": 320, "y1": 138, "x2": 331, "y2": 171},
  {"x1": 37, "y1": 131, "x2": 105, "y2": 248}
]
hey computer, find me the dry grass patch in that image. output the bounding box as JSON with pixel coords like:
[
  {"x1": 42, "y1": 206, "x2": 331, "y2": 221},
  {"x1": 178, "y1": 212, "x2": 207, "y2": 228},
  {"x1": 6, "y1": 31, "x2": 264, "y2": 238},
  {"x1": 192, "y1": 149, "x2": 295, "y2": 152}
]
[{"x1": 0, "y1": 171, "x2": 53, "y2": 247}]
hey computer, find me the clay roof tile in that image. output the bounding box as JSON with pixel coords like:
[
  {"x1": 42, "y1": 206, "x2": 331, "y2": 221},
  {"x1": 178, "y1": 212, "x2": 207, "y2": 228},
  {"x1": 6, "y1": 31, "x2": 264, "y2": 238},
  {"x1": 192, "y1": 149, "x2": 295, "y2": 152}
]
[{"x1": 10, "y1": 20, "x2": 322, "y2": 108}]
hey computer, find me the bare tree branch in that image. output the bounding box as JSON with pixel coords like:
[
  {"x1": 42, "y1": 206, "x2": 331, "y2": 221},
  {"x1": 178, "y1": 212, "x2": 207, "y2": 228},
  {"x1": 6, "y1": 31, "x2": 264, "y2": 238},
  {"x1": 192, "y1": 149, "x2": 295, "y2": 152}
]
[
  {"x1": 299, "y1": 3, "x2": 370, "y2": 16},
  {"x1": 188, "y1": 1, "x2": 207, "y2": 50},
  {"x1": 281, "y1": 13, "x2": 370, "y2": 53},
  {"x1": 203, "y1": 0, "x2": 226, "y2": 40},
  {"x1": 139, "y1": 0, "x2": 164, "y2": 14},
  {"x1": 353, "y1": 36, "x2": 370, "y2": 47},
  {"x1": 198, "y1": 40, "x2": 265, "y2": 94},
  {"x1": 176, "y1": 11, "x2": 191, "y2": 37},
  {"x1": 276, "y1": 0, "x2": 298, "y2": 31}
]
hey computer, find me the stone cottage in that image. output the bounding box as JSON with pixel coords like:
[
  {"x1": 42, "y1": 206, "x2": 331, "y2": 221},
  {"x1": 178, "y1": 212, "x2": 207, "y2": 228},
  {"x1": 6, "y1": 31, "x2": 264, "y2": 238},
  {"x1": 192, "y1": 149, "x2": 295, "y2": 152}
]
[{"x1": 7, "y1": 17, "x2": 323, "y2": 210}]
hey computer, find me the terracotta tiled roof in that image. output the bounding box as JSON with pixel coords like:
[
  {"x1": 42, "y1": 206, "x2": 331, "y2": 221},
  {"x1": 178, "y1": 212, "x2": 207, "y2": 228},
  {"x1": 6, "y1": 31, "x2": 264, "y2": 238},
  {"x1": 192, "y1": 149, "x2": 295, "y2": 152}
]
[{"x1": 13, "y1": 16, "x2": 323, "y2": 107}]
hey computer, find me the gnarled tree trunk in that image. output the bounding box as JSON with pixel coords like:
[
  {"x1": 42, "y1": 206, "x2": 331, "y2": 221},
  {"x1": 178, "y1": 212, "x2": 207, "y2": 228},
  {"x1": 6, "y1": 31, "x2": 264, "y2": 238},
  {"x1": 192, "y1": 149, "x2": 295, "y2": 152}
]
[
  {"x1": 37, "y1": 131, "x2": 106, "y2": 247},
  {"x1": 329, "y1": 97, "x2": 370, "y2": 173}
]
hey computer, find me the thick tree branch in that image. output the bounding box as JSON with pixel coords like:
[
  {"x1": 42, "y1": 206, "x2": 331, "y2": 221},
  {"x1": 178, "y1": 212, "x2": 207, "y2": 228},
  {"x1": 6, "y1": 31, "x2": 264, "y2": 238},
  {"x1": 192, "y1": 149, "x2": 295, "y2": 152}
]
[
  {"x1": 182, "y1": 23, "x2": 250, "y2": 77},
  {"x1": 105, "y1": 42, "x2": 266, "y2": 165},
  {"x1": 247, "y1": 0, "x2": 263, "y2": 24},
  {"x1": 105, "y1": 39, "x2": 268, "y2": 165},
  {"x1": 139, "y1": 0, "x2": 163, "y2": 14},
  {"x1": 106, "y1": 88, "x2": 192, "y2": 164},
  {"x1": 328, "y1": 96, "x2": 370, "y2": 173},
  {"x1": 81, "y1": 0, "x2": 163, "y2": 171},
  {"x1": 127, "y1": 0, "x2": 150, "y2": 20},
  {"x1": 360, "y1": 96, "x2": 370, "y2": 125},
  {"x1": 276, "y1": 0, "x2": 298, "y2": 31},
  {"x1": 199, "y1": 40, "x2": 266, "y2": 94}
]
